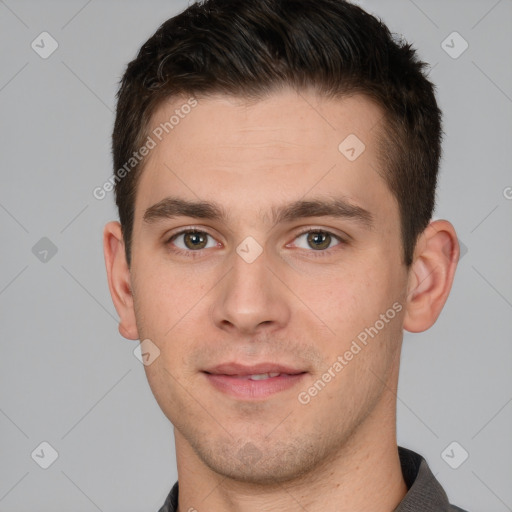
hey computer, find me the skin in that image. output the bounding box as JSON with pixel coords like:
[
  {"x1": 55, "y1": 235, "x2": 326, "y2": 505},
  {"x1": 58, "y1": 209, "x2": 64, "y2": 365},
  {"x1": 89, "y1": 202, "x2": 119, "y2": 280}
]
[{"x1": 104, "y1": 88, "x2": 459, "y2": 512}]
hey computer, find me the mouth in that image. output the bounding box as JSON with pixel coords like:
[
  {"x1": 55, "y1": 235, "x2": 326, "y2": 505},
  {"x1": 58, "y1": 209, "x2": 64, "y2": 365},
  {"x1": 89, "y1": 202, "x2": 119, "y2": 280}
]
[
  {"x1": 202, "y1": 362, "x2": 307, "y2": 400},
  {"x1": 213, "y1": 372, "x2": 288, "y2": 380}
]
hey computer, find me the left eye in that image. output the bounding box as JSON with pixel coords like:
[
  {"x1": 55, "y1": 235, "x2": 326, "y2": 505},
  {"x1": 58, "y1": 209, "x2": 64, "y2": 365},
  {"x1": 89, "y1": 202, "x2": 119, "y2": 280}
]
[{"x1": 292, "y1": 230, "x2": 341, "y2": 251}]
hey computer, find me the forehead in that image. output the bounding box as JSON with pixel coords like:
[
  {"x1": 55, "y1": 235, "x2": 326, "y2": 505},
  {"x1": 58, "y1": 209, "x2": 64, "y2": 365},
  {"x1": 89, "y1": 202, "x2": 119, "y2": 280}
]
[{"x1": 135, "y1": 89, "x2": 396, "y2": 224}]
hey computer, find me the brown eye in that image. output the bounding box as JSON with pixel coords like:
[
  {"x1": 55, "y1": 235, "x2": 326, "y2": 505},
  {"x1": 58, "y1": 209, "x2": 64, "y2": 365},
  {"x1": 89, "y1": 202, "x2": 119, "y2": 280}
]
[
  {"x1": 291, "y1": 230, "x2": 342, "y2": 252},
  {"x1": 307, "y1": 231, "x2": 332, "y2": 250},
  {"x1": 183, "y1": 231, "x2": 208, "y2": 249},
  {"x1": 170, "y1": 230, "x2": 217, "y2": 251}
]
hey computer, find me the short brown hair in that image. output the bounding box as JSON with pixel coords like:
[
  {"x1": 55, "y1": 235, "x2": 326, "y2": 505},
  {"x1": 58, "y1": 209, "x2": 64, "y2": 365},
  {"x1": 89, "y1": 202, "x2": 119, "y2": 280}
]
[{"x1": 112, "y1": 0, "x2": 442, "y2": 267}]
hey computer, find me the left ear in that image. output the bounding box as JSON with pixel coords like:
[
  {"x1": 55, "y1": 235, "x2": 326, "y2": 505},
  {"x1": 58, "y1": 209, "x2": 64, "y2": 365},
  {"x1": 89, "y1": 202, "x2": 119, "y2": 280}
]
[{"x1": 403, "y1": 219, "x2": 460, "y2": 333}]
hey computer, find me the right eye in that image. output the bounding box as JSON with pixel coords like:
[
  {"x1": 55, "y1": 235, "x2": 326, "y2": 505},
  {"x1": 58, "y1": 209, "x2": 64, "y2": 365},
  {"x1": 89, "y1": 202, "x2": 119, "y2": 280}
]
[{"x1": 167, "y1": 229, "x2": 220, "y2": 252}]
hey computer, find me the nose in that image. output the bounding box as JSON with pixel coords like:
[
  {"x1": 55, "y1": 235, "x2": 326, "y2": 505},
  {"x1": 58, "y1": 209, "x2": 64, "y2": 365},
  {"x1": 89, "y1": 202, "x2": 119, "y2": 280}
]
[{"x1": 210, "y1": 246, "x2": 291, "y2": 336}]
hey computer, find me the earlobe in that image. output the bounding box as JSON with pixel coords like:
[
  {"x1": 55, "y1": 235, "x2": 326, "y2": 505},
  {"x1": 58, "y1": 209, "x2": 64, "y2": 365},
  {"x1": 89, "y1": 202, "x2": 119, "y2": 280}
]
[
  {"x1": 403, "y1": 220, "x2": 460, "y2": 333},
  {"x1": 103, "y1": 221, "x2": 140, "y2": 340}
]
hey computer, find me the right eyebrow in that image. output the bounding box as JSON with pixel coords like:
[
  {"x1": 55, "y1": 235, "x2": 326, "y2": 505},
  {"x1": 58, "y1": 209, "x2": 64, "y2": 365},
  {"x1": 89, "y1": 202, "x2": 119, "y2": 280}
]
[{"x1": 143, "y1": 197, "x2": 228, "y2": 224}]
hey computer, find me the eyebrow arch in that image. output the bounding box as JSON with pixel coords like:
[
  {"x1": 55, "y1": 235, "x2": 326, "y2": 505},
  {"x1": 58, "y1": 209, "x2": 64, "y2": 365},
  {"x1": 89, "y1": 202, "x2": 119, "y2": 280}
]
[{"x1": 143, "y1": 196, "x2": 374, "y2": 229}]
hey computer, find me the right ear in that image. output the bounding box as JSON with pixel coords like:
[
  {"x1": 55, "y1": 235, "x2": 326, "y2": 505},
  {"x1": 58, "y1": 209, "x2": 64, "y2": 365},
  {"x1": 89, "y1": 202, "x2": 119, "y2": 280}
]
[{"x1": 103, "y1": 221, "x2": 139, "y2": 340}]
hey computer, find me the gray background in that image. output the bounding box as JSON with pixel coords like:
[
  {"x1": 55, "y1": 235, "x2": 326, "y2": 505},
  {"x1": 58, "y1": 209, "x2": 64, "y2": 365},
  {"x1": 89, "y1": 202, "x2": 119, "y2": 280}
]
[{"x1": 0, "y1": 0, "x2": 511, "y2": 510}]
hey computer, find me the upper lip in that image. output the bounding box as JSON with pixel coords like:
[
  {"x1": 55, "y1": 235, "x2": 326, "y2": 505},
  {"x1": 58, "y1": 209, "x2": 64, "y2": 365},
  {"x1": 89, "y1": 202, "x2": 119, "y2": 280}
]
[{"x1": 204, "y1": 362, "x2": 306, "y2": 376}]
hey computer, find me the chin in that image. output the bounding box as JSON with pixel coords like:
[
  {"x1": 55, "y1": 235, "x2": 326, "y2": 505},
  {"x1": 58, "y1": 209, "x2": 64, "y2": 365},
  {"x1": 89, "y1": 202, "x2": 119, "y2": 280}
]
[{"x1": 193, "y1": 437, "x2": 325, "y2": 486}]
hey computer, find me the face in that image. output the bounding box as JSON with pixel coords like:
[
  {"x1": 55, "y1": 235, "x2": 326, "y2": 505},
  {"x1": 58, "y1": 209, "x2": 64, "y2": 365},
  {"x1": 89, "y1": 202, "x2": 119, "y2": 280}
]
[{"x1": 128, "y1": 89, "x2": 410, "y2": 483}]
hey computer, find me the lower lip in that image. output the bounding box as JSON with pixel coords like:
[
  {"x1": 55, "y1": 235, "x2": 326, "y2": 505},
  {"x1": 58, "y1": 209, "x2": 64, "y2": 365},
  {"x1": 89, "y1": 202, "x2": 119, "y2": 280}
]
[{"x1": 203, "y1": 372, "x2": 306, "y2": 400}]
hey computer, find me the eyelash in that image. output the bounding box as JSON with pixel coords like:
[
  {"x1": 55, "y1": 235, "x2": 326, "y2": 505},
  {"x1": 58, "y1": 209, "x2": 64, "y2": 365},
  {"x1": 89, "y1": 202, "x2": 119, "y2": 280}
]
[{"x1": 165, "y1": 227, "x2": 347, "y2": 258}]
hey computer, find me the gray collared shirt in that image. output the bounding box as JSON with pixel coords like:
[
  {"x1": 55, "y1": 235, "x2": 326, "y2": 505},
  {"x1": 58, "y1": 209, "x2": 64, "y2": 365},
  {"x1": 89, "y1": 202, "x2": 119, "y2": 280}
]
[{"x1": 158, "y1": 446, "x2": 468, "y2": 512}]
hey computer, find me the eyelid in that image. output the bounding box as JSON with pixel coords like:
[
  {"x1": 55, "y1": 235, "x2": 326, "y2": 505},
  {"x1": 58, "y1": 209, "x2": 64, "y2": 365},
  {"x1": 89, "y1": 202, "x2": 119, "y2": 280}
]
[
  {"x1": 290, "y1": 225, "x2": 348, "y2": 242},
  {"x1": 165, "y1": 225, "x2": 220, "y2": 242}
]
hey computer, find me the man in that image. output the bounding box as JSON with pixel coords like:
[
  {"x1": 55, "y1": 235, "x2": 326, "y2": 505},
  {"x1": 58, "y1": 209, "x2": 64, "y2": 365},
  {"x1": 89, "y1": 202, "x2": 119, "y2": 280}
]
[{"x1": 103, "y1": 0, "x2": 466, "y2": 510}]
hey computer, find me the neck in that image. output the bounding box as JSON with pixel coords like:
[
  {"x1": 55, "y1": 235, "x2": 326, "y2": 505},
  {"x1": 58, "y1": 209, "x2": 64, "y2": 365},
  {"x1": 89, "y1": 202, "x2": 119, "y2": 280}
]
[{"x1": 174, "y1": 389, "x2": 407, "y2": 512}]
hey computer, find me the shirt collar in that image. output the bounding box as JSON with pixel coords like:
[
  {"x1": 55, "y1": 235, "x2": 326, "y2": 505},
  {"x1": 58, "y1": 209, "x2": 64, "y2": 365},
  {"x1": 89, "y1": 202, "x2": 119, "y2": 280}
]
[{"x1": 393, "y1": 446, "x2": 455, "y2": 512}]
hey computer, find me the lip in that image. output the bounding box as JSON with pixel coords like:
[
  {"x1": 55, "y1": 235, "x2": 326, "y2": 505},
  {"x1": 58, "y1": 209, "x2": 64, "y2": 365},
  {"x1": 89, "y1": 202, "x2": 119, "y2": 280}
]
[
  {"x1": 204, "y1": 362, "x2": 305, "y2": 376},
  {"x1": 203, "y1": 362, "x2": 307, "y2": 400}
]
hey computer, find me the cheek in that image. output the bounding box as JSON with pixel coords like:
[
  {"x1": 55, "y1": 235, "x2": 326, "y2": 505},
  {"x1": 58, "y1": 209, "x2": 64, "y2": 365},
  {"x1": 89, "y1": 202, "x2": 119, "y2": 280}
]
[
  {"x1": 295, "y1": 266, "x2": 377, "y2": 331},
  {"x1": 294, "y1": 260, "x2": 402, "y2": 355},
  {"x1": 131, "y1": 260, "x2": 201, "y2": 338}
]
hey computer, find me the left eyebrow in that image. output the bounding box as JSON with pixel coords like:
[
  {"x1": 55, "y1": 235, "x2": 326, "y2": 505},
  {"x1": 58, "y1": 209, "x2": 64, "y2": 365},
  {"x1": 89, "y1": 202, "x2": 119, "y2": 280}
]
[
  {"x1": 271, "y1": 197, "x2": 374, "y2": 229},
  {"x1": 142, "y1": 195, "x2": 374, "y2": 230}
]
